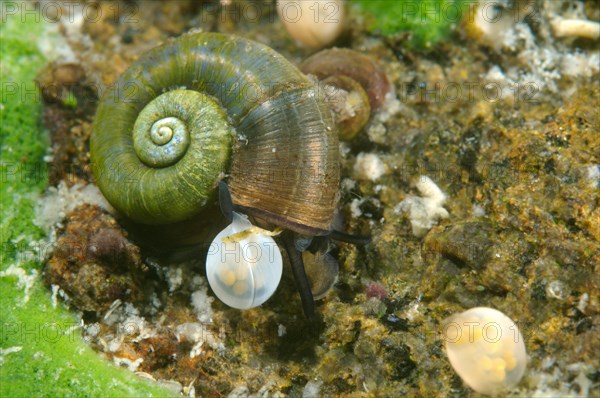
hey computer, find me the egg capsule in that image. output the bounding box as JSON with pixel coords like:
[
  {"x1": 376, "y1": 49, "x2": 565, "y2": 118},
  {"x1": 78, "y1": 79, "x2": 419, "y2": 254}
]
[
  {"x1": 277, "y1": 0, "x2": 345, "y2": 49},
  {"x1": 206, "y1": 212, "x2": 283, "y2": 309},
  {"x1": 442, "y1": 307, "x2": 527, "y2": 395}
]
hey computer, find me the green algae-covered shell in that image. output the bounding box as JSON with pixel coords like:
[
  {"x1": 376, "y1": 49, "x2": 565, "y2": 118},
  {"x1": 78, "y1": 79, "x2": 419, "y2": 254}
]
[{"x1": 91, "y1": 32, "x2": 339, "y2": 232}]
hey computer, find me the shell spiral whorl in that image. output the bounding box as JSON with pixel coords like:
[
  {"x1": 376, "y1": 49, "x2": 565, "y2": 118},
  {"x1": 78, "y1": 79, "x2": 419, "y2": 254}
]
[
  {"x1": 132, "y1": 90, "x2": 227, "y2": 168},
  {"x1": 91, "y1": 32, "x2": 339, "y2": 232}
]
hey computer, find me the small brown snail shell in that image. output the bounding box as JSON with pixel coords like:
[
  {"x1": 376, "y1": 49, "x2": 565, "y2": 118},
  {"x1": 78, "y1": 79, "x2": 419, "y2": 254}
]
[
  {"x1": 320, "y1": 75, "x2": 371, "y2": 141},
  {"x1": 300, "y1": 48, "x2": 390, "y2": 140},
  {"x1": 300, "y1": 48, "x2": 390, "y2": 110}
]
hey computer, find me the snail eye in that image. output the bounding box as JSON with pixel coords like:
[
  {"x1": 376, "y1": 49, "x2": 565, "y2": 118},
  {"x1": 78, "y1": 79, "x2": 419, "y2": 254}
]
[{"x1": 205, "y1": 212, "x2": 283, "y2": 310}]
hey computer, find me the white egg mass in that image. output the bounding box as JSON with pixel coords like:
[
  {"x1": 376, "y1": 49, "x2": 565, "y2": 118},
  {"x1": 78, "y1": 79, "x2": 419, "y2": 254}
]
[
  {"x1": 206, "y1": 212, "x2": 283, "y2": 309},
  {"x1": 443, "y1": 307, "x2": 527, "y2": 395}
]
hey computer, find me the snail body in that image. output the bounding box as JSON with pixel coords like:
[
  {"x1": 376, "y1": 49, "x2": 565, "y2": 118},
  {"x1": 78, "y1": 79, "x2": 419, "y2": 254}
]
[{"x1": 91, "y1": 32, "x2": 339, "y2": 235}]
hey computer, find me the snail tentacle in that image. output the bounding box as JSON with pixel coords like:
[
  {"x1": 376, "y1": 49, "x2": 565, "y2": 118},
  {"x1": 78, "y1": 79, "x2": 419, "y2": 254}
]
[
  {"x1": 218, "y1": 181, "x2": 235, "y2": 223},
  {"x1": 282, "y1": 231, "x2": 316, "y2": 320},
  {"x1": 327, "y1": 229, "x2": 372, "y2": 245}
]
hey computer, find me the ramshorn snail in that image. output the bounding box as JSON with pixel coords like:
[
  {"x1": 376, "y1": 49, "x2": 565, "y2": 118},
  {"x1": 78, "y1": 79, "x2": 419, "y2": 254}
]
[{"x1": 91, "y1": 32, "x2": 366, "y2": 319}]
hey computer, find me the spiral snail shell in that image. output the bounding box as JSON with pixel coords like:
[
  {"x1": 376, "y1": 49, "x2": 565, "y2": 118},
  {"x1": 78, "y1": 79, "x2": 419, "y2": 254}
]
[{"x1": 91, "y1": 32, "x2": 339, "y2": 235}]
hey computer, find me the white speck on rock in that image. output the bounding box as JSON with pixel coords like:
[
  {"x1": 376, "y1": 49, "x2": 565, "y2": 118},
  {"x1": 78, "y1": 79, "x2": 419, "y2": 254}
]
[
  {"x1": 403, "y1": 294, "x2": 423, "y2": 321},
  {"x1": 176, "y1": 322, "x2": 223, "y2": 351},
  {"x1": 112, "y1": 356, "x2": 143, "y2": 372},
  {"x1": 107, "y1": 336, "x2": 124, "y2": 353},
  {"x1": 190, "y1": 341, "x2": 204, "y2": 358},
  {"x1": 561, "y1": 52, "x2": 600, "y2": 78},
  {"x1": 586, "y1": 164, "x2": 599, "y2": 188},
  {"x1": 302, "y1": 379, "x2": 323, "y2": 398},
  {"x1": 577, "y1": 293, "x2": 589, "y2": 313},
  {"x1": 83, "y1": 322, "x2": 100, "y2": 343},
  {"x1": 366, "y1": 92, "x2": 402, "y2": 145},
  {"x1": 340, "y1": 177, "x2": 356, "y2": 192},
  {"x1": 148, "y1": 292, "x2": 162, "y2": 314},
  {"x1": 165, "y1": 267, "x2": 183, "y2": 293},
  {"x1": 354, "y1": 153, "x2": 387, "y2": 182},
  {"x1": 350, "y1": 198, "x2": 363, "y2": 218},
  {"x1": 366, "y1": 121, "x2": 387, "y2": 144},
  {"x1": 228, "y1": 385, "x2": 249, "y2": 398},
  {"x1": 51, "y1": 284, "x2": 60, "y2": 308},
  {"x1": 546, "y1": 280, "x2": 568, "y2": 300},
  {"x1": 34, "y1": 181, "x2": 114, "y2": 234},
  {"x1": 277, "y1": 324, "x2": 286, "y2": 337},
  {"x1": 339, "y1": 142, "x2": 351, "y2": 157},
  {"x1": 472, "y1": 204, "x2": 486, "y2": 217},
  {"x1": 395, "y1": 176, "x2": 449, "y2": 237},
  {"x1": 191, "y1": 287, "x2": 215, "y2": 324}
]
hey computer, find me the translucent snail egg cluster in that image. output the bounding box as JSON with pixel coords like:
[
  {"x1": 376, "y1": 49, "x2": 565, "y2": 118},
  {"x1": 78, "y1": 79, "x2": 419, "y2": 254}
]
[
  {"x1": 443, "y1": 307, "x2": 527, "y2": 395},
  {"x1": 205, "y1": 212, "x2": 282, "y2": 309}
]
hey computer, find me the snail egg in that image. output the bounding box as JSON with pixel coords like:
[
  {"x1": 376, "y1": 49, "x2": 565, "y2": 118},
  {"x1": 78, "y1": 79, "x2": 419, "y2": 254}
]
[
  {"x1": 276, "y1": 0, "x2": 345, "y2": 48},
  {"x1": 206, "y1": 212, "x2": 282, "y2": 310},
  {"x1": 443, "y1": 307, "x2": 527, "y2": 395}
]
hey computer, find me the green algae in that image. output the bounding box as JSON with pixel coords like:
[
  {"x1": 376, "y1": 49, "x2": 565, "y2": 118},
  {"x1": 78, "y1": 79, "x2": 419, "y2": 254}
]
[
  {"x1": 352, "y1": 0, "x2": 469, "y2": 49},
  {"x1": 0, "y1": 12, "x2": 174, "y2": 398}
]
